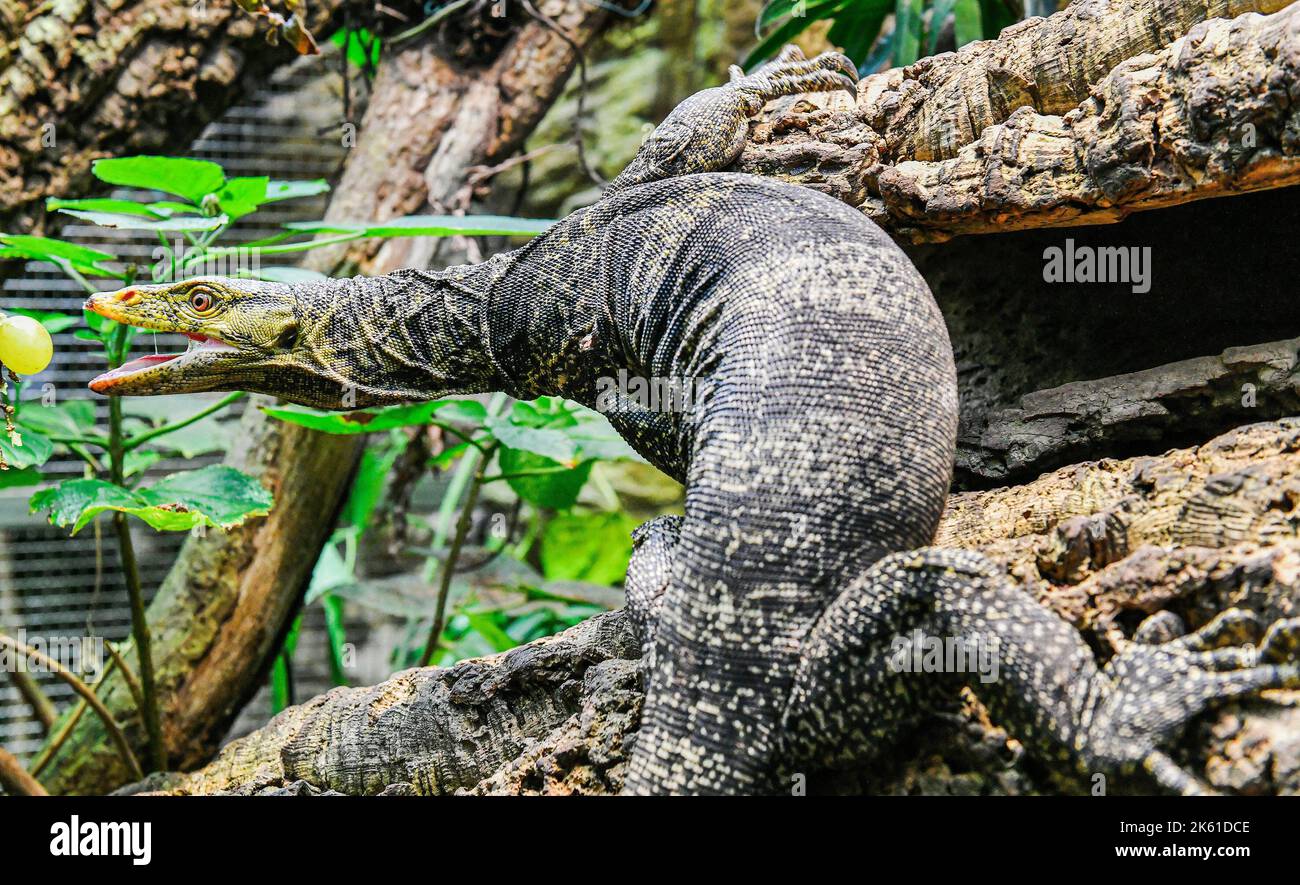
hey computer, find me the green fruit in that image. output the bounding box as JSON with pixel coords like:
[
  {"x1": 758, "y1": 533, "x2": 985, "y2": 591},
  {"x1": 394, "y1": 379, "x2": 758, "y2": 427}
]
[{"x1": 0, "y1": 315, "x2": 54, "y2": 375}]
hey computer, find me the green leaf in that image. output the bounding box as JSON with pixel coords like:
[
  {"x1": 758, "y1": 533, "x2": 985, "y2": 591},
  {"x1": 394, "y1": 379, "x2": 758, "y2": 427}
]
[
  {"x1": 485, "y1": 420, "x2": 579, "y2": 466},
  {"x1": 953, "y1": 0, "x2": 983, "y2": 47},
  {"x1": 0, "y1": 466, "x2": 43, "y2": 489},
  {"x1": 499, "y1": 448, "x2": 592, "y2": 509},
  {"x1": 5, "y1": 308, "x2": 80, "y2": 334},
  {"x1": 212, "y1": 176, "x2": 268, "y2": 219},
  {"x1": 262, "y1": 399, "x2": 481, "y2": 434},
  {"x1": 283, "y1": 214, "x2": 554, "y2": 238},
  {"x1": 31, "y1": 465, "x2": 272, "y2": 534},
  {"x1": 16, "y1": 400, "x2": 97, "y2": 438},
  {"x1": 0, "y1": 235, "x2": 121, "y2": 278},
  {"x1": 541, "y1": 510, "x2": 639, "y2": 585},
  {"x1": 744, "y1": 0, "x2": 847, "y2": 69},
  {"x1": 54, "y1": 209, "x2": 227, "y2": 232},
  {"x1": 893, "y1": 0, "x2": 924, "y2": 66},
  {"x1": 265, "y1": 180, "x2": 330, "y2": 202},
  {"x1": 92, "y1": 156, "x2": 226, "y2": 204},
  {"x1": 45, "y1": 198, "x2": 165, "y2": 218},
  {"x1": 927, "y1": 0, "x2": 959, "y2": 55},
  {"x1": 342, "y1": 435, "x2": 408, "y2": 529},
  {"x1": 123, "y1": 450, "x2": 162, "y2": 479},
  {"x1": 827, "y1": 0, "x2": 891, "y2": 65},
  {"x1": 238, "y1": 266, "x2": 329, "y2": 284},
  {"x1": 0, "y1": 427, "x2": 54, "y2": 470}
]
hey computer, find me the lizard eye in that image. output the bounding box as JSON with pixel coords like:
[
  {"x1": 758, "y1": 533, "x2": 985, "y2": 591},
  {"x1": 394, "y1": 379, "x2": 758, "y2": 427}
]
[{"x1": 188, "y1": 287, "x2": 214, "y2": 313}]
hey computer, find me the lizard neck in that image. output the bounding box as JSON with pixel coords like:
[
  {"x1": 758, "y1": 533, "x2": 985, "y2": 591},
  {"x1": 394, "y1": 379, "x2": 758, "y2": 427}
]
[{"x1": 301, "y1": 264, "x2": 509, "y2": 405}]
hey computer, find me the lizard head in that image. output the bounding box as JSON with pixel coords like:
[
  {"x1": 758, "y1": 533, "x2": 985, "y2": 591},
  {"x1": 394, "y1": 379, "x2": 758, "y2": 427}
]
[
  {"x1": 85, "y1": 277, "x2": 346, "y2": 407},
  {"x1": 85, "y1": 273, "x2": 502, "y2": 410}
]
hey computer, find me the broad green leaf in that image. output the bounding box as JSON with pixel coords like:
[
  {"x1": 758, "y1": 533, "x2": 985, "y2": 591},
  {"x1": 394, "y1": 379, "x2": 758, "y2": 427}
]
[
  {"x1": 148, "y1": 201, "x2": 204, "y2": 216},
  {"x1": 485, "y1": 420, "x2": 579, "y2": 466},
  {"x1": 140, "y1": 418, "x2": 231, "y2": 458},
  {"x1": 123, "y1": 450, "x2": 162, "y2": 479},
  {"x1": 0, "y1": 427, "x2": 53, "y2": 470},
  {"x1": 213, "y1": 176, "x2": 268, "y2": 219},
  {"x1": 55, "y1": 209, "x2": 227, "y2": 232},
  {"x1": 953, "y1": 0, "x2": 983, "y2": 47},
  {"x1": 541, "y1": 510, "x2": 639, "y2": 585},
  {"x1": 283, "y1": 214, "x2": 554, "y2": 238},
  {"x1": 46, "y1": 198, "x2": 164, "y2": 218},
  {"x1": 6, "y1": 308, "x2": 79, "y2": 334},
  {"x1": 498, "y1": 447, "x2": 592, "y2": 510},
  {"x1": 893, "y1": 0, "x2": 924, "y2": 66},
  {"x1": 265, "y1": 179, "x2": 330, "y2": 202},
  {"x1": 31, "y1": 465, "x2": 272, "y2": 534},
  {"x1": 92, "y1": 156, "x2": 226, "y2": 204},
  {"x1": 0, "y1": 466, "x2": 43, "y2": 488},
  {"x1": 16, "y1": 400, "x2": 97, "y2": 438},
  {"x1": 0, "y1": 235, "x2": 121, "y2": 278},
  {"x1": 239, "y1": 266, "x2": 329, "y2": 284},
  {"x1": 263, "y1": 399, "x2": 482, "y2": 434}
]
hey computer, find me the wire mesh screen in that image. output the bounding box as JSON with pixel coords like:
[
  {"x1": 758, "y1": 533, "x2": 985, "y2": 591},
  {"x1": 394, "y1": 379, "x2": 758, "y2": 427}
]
[{"x1": 1, "y1": 56, "x2": 352, "y2": 762}]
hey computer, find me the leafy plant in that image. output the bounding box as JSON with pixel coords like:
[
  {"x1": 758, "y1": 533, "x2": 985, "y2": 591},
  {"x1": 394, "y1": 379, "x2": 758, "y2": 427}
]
[
  {"x1": 271, "y1": 394, "x2": 653, "y2": 671},
  {"x1": 747, "y1": 0, "x2": 1021, "y2": 72},
  {"x1": 0, "y1": 153, "x2": 554, "y2": 776}
]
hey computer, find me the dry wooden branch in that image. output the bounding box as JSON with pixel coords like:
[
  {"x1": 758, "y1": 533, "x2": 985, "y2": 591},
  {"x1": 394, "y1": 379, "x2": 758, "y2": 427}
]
[{"x1": 958, "y1": 337, "x2": 1300, "y2": 483}]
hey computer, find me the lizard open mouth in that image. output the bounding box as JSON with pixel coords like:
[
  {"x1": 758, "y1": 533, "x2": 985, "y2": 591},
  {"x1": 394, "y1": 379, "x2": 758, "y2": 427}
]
[{"x1": 88, "y1": 332, "x2": 239, "y2": 393}]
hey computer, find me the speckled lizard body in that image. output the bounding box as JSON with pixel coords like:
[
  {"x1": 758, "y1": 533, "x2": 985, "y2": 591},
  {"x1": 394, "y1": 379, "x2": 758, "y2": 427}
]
[{"x1": 86, "y1": 48, "x2": 1300, "y2": 795}]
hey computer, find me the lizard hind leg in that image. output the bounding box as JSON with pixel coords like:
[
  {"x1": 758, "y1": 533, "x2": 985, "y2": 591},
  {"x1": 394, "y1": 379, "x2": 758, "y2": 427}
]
[{"x1": 779, "y1": 549, "x2": 1300, "y2": 794}]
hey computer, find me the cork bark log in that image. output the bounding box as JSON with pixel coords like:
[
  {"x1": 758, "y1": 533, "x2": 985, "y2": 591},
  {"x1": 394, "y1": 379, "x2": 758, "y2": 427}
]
[
  {"x1": 125, "y1": 420, "x2": 1300, "y2": 796},
  {"x1": 733, "y1": 0, "x2": 1300, "y2": 241},
  {"x1": 0, "y1": 0, "x2": 344, "y2": 234},
  {"x1": 36, "y1": 0, "x2": 611, "y2": 795}
]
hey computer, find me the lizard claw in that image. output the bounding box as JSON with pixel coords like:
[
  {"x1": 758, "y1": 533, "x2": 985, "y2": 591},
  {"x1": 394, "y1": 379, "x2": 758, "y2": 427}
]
[
  {"x1": 1090, "y1": 614, "x2": 1300, "y2": 792},
  {"x1": 739, "y1": 46, "x2": 859, "y2": 102}
]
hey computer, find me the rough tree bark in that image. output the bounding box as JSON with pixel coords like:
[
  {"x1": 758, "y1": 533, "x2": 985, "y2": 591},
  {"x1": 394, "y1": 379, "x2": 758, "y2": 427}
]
[
  {"x1": 734, "y1": 0, "x2": 1300, "y2": 240},
  {"x1": 36, "y1": 0, "x2": 612, "y2": 795},
  {"x1": 0, "y1": 0, "x2": 344, "y2": 234}
]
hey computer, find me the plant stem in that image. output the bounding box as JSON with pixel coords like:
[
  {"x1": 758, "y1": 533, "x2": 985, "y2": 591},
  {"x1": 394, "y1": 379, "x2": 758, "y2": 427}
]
[
  {"x1": 107, "y1": 319, "x2": 164, "y2": 774},
  {"x1": 0, "y1": 631, "x2": 142, "y2": 781},
  {"x1": 0, "y1": 746, "x2": 47, "y2": 796},
  {"x1": 417, "y1": 451, "x2": 490, "y2": 668},
  {"x1": 124, "y1": 391, "x2": 245, "y2": 451}
]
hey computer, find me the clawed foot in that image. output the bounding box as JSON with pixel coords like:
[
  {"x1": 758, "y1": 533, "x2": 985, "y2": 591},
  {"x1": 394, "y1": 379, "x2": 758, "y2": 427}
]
[
  {"x1": 729, "y1": 44, "x2": 859, "y2": 103},
  {"x1": 1098, "y1": 608, "x2": 1300, "y2": 795}
]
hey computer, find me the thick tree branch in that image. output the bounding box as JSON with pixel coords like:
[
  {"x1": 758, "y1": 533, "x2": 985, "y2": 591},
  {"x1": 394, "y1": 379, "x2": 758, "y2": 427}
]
[
  {"x1": 0, "y1": 0, "x2": 344, "y2": 233},
  {"x1": 957, "y1": 337, "x2": 1300, "y2": 483},
  {"x1": 734, "y1": 0, "x2": 1300, "y2": 241}
]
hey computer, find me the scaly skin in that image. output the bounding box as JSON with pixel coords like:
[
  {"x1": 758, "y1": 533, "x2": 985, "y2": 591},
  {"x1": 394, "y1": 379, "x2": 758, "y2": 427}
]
[{"x1": 86, "y1": 48, "x2": 1300, "y2": 795}]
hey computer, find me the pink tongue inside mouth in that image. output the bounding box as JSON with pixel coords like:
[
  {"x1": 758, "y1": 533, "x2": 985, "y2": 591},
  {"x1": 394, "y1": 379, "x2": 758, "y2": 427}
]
[{"x1": 89, "y1": 353, "x2": 181, "y2": 390}]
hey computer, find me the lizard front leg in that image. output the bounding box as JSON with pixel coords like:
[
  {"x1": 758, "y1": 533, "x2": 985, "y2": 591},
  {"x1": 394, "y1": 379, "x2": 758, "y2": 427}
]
[
  {"x1": 606, "y1": 45, "x2": 858, "y2": 193},
  {"x1": 783, "y1": 549, "x2": 1300, "y2": 793},
  {"x1": 625, "y1": 515, "x2": 683, "y2": 663}
]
